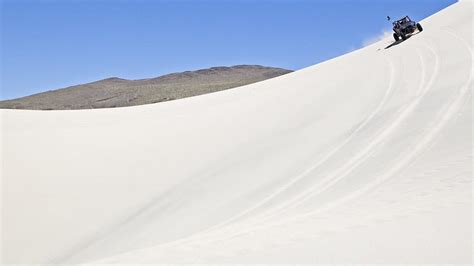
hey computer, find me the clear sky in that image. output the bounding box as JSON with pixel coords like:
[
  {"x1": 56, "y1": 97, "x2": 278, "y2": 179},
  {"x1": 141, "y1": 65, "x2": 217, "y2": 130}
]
[{"x1": 1, "y1": 0, "x2": 456, "y2": 100}]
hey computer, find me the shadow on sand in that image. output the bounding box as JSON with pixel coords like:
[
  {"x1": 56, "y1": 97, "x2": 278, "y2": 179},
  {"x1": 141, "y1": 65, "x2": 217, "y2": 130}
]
[
  {"x1": 385, "y1": 31, "x2": 422, "y2": 49},
  {"x1": 385, "y1": 35, "x2": 412, "y2": 49}
]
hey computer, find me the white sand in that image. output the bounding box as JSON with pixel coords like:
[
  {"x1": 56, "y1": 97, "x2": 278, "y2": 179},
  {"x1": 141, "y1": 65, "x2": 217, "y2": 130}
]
[{"x1": 1, "y1": 1, "x2": 472, "y2": 264}]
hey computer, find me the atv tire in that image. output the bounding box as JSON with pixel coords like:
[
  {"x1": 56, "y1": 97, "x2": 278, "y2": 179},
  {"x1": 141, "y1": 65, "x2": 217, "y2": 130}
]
[
  {"x1": 393, "y1": 33, "x2": 400, "y2": 41},
  {"x1": 401, "y1": 34, "x2": 407, "y2": 40},
  {"x1": 417, "y1": 23, "x2": 423, "y2": 32}
]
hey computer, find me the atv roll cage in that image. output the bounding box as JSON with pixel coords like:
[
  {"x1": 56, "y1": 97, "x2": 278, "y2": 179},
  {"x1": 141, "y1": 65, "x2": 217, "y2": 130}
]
[{"x1": 393, "y1": 16, "x2": 413, "y2": 26}]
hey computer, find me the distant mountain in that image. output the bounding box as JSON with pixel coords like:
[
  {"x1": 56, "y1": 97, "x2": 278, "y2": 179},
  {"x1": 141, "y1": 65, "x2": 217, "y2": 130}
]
[{"x1": 0, "y1": 65, "x2": 292, "y2": 110}]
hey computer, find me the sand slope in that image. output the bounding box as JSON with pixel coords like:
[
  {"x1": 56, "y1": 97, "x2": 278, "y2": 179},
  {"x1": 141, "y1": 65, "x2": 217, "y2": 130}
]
[{"x1": 1, "y1": 1, "x2": 472, "y2": 264}]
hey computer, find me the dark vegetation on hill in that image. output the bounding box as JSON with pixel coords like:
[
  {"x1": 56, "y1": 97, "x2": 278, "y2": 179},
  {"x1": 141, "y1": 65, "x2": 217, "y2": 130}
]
[{"x1": 0, "y1": 65, "x2": 292, "y2": 110}]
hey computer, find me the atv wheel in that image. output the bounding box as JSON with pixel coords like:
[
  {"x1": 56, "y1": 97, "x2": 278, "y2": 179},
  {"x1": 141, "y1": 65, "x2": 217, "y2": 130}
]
[
  {"x1": 417, "y1": 23, "x2": 423, "y2": 32},
  {"x1": 393, "y1": 33, "x2": 400, "y2": 41},
  {"x1": 401, "y1": 34, "x2": 407, "y2": 40}
]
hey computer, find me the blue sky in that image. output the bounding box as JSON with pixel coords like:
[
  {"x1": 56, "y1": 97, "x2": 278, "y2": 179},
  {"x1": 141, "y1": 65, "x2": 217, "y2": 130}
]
[{"x1": 1, "y1": 0, "x2": 456, "y2": 100}]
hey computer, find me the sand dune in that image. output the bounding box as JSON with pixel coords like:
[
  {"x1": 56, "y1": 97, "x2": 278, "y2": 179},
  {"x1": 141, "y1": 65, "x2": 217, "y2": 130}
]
[{"x1": 1, "y1": 1, "x2": 472, "y2": 264}]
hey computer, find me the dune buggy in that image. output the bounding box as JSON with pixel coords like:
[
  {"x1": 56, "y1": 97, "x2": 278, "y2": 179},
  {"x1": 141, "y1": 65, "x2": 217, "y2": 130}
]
[{"x1": 390, "y1": 16, "x2": 423, "y2": 41}]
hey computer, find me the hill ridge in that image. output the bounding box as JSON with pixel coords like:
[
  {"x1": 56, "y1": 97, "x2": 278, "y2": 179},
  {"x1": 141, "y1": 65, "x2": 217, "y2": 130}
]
[{"x1": 0, "y1": 65, "x2": 292, "y2": 110}]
